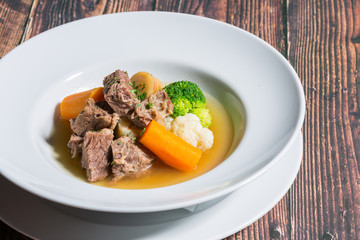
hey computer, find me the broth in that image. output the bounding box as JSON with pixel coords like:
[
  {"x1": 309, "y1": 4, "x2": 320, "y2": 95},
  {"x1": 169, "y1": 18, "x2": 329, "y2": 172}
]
[{"x1": 49, "y1": 94, "x2": 237, "y2": 189}]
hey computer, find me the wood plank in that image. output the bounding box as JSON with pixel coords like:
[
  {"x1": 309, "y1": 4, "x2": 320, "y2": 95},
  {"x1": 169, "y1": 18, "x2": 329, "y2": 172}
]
[
  {"x1": 350, "y1": 0, "x2": 360, "y2": 174},
  {"x1": 24, "y1": 0, "x2": 155, "y2": 40},
  {"x1": 0, "y1": 0, "x2": 34, "y2": 57},
  {"x1": 155, "y1": 0, "x2": 289, "y2": 239},
  {"x1": 288, "y1": 0, "x2": 360, "y2": 239}
]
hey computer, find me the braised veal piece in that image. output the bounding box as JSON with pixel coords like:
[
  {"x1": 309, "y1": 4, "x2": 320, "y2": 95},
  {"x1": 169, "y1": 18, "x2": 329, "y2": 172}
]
[
  {"x1": 130, "y1": 89, "x2": 173, "y2": 129},
  {"x1": 69, "y1": 98, "x2": 119, "y2": 136},
  {"x1": 67, "y1": 134, "x2": 83, "y2": 158},
  {"x1": 111, "y1": 136, "x2": 155, "y2": 181},
  {"x1": 81, "y1": 128, "x2": 113, "y2": 182},
  {"x1": 103, "y1": 70, "x2": 140, "y2": 116}
]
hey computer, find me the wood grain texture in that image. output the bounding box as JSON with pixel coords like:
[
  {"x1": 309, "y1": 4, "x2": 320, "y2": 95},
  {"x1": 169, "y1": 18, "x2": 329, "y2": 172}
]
[
  {"x1": 23, "y1": 0, "x2": 155, "y2": 40},
  {"x1": 0, "y1": 0, "x2": 33, "y2": 57},
  {"x1": 288, "y1": 0, "x2": 360, "y2": 239}
]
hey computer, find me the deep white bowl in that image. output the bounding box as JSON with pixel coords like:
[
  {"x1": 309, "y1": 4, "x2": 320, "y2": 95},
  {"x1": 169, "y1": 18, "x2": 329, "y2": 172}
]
[{"x1": 0, "y1": 12, "x2": 305, "y2": 213}]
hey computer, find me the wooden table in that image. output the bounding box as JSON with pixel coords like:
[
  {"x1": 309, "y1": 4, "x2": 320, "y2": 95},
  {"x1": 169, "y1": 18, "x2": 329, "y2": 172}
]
[{"x1": 1, "y1": 0, "x2": 359, "y2": 239}]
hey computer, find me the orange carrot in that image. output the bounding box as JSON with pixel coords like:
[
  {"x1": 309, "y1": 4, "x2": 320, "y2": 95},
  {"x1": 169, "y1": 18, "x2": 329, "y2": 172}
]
[
  {"x1": 60, "y1": 87, "x2": 104, "y2": 120},
  {"x1": 139, "y1": 120, "x2": 202, "y2": 171},
  {"x1": 89, "y1": 87, "x2": 105, "y2": 101}
]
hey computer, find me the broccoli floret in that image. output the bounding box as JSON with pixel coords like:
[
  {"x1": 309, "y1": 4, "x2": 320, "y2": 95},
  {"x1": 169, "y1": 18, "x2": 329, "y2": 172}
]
[
  {"x1": 164, "y1": 81, "x2": 212, "y2": 127},
  {"x1": 171, "y1": 98, "x2": 192, "y2": 117},
  {"x1": 191, "y1": 108, "x2": 212, "y2": 128},
  {"x1": 164, "y1": 81, "x2": 205, "y2": 116}
]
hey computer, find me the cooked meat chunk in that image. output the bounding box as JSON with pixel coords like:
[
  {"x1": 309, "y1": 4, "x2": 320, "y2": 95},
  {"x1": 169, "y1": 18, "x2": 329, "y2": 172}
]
[
  {"x1": 129, "y1": 89, "x2": 173, "y2": 129},
  {"x1": 111, "y1": 136, "x2": 155, "y2": 181},
  {"x1": 81, "y1": 128, "x2": 113, "y2": 182},
  {"x1": 67, "y1": 134, "x2": 83, "y2": 158},
  {"x1": 110, "y1": 112, "x2": 120, "y2": 132},
  {"x1": 103, "y1": 70, "x2": 140, "y2": 116},
  {"x1": 95, "y1": 101, "x2": 114, "y2": 114},
  {"x1": 70, "y1": 98, "x2": 119, "y2": 136}
]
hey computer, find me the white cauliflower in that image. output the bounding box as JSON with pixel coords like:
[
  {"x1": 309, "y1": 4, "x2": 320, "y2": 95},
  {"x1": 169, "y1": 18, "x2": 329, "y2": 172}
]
[
  {"x1": 169, "y1": 113, "x2": 214, "y2": 151},
  {"x1": 164, "y1": 116, "x2": 174, "y2": 131}
]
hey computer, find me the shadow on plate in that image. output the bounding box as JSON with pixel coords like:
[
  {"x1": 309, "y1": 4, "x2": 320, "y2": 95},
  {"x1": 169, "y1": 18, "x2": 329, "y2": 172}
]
[{"x1": 41, "y1": 194, "x2": 231, "y2": 226}]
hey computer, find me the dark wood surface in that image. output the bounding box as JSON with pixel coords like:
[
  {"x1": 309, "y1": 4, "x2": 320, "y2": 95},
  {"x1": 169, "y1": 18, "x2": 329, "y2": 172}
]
[{"x1": 0, "y1": 0, "x2": 359, "y2": 239}]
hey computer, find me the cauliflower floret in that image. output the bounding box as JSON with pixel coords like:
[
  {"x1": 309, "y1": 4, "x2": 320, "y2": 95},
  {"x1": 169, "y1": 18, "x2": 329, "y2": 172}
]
[
  {"x1": 164, "y1": 116, "x2": 174, "y2": 131},
  {"x1": 197, "y1": 128, "x2": 214, "y2": 151},
  {"x1": 170, "y1": 113, "x2": 214, "y2": 151}
]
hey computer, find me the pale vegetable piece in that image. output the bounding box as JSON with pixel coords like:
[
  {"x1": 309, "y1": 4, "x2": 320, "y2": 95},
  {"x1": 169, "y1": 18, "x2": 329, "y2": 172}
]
[
  {"x1": 170, "y1": 113, "x2": 214, "y2": 151},
  {"x1": 114, "y1": 117, "x2": 141, "y2": 139},
  {"x1": 130, "y1": 72, "x2": 162, "y2": 99},
  {"x1": 164, "y1": 116, "x2": 174, "y2": 130},
  {"x1": 197, "y1": 128, "x2": 214, "y2": 151},
  {"x1": 153, "y1": 77, "x2": 162, "y2": 92}
]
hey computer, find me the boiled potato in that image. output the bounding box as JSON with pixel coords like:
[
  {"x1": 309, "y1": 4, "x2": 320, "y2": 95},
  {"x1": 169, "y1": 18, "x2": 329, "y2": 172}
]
[
  {"x1": 153, "y1": 77, "x2": 162, "y2": 92},
  {"x1": 130, "y1": 72, "x2": 162, "y2": 98},
  {"x1": 114, "y1": 117, "x2": 141, "y2": 139}
]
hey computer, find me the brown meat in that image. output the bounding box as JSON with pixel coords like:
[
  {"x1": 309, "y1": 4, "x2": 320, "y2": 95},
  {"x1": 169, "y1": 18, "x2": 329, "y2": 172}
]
[
  {"x1": 129, "y1": 90, "x2": 173, "y2": 129},
  {"x1": 95, "y1": 101, "x2": 114, "y2": 114},
  {"x1": 103, "y1": 70, "x2": 140, "y2": 116},
  {"x1": 69, "y1": 98, "x2": 119, "y2": 136},
  {"x1": 67, "y1": 134, "x2": 83, "y2": 158},
  {"x1": 81, "y1": 128, "x2": 113, "y2": 182},
  {"x1": 109, "y1": 112, "x2": 120, "y2": 131},
  {"x1": 111, "y1": 136, "x2": 155, "y2": 181}
]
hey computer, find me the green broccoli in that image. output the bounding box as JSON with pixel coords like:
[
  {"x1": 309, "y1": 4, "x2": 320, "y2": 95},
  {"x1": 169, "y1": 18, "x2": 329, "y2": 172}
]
[
  {"x1": 171, "y1": 98, "x2": 192, "y2": 116},
  {"x1": 190, "y1": 108, "x2": 212, "y2": 128},
  {"x1": 164, "y1": 81, "x2": 212, "y2": 127}
]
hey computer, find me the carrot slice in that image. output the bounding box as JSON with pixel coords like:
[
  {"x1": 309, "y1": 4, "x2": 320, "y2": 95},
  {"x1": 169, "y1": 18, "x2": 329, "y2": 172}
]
[
  {"x1": 139, "y1": 120, "x2": 202, "y2": 171},
  {"x1": 89, "y1": 87, "x2": 105, "y2": 101},
  {"x1": 60, "y1": 87, "x2": 104, "y2": 120}
]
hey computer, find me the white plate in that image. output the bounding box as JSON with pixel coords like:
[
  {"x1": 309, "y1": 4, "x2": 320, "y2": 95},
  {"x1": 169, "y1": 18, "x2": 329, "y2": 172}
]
[
  {"x1": 0, "y1": 133, "x2": 302, "y2": 240},
  {"x1": 0, "y1": 12, "x2": 305, "y2": 212}
]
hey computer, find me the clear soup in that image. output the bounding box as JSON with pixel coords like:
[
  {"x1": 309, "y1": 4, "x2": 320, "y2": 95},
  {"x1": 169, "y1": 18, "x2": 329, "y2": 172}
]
[{"x1": 50, "y1": 94, "x2": 238, "y2": 189}]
